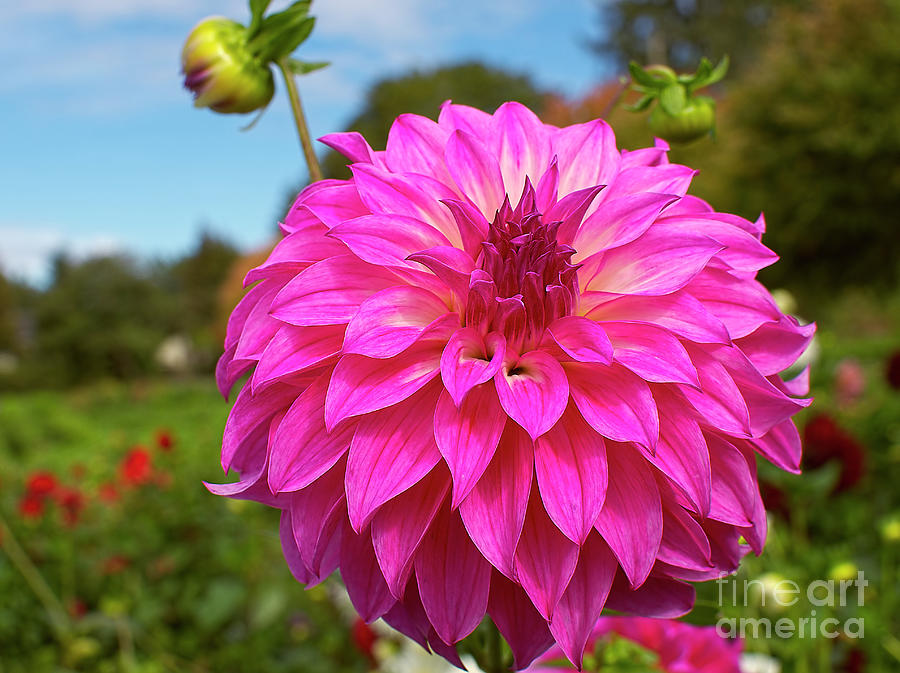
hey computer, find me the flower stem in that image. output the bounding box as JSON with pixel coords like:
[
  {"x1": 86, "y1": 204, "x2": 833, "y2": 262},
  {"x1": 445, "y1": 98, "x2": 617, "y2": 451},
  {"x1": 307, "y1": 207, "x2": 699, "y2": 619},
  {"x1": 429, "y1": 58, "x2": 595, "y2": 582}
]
[
  {"x1": 0, "y1": 514, "x2": 71, "y2": 642},
  {"x1": 277, "y1": 59, "x2": 322, "y2": 183}
]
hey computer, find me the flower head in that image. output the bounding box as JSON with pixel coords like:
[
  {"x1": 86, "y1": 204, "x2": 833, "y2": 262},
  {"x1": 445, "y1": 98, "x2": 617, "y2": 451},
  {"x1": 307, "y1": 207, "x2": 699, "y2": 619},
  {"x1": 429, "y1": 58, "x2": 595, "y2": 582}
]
[
  {"x1": 120, "y1": 447, "x2": 153, "y2": 486},
  {"x1": 26, "y1": 471, "x2": 59, "y2": 498},
  {"x1": 527, "y1": 617, "x2": 743, "y2": 673},
  {"x1": 212, "y1": 102, "x2": 812, "y2": 668}
]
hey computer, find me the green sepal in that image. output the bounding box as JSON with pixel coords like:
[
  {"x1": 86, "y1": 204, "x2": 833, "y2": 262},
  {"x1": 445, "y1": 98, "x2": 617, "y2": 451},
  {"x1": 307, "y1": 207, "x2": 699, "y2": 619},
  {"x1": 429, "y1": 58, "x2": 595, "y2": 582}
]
[
  {"x1": 628, "y1": 61, "x2": 668, "y2": 90},
  {"x1": 624, "y1": 94, "x2": 655, "y2": 112},
  {"x1": 689, "y1": 55, "x2": 729, "y2": 92},
  {"x1": 286, "y1": 58, "x2": 330, "y2": 75},
  {"x1": 659, "y1": 84, "x2": 687, "y2": 115},
  {"x1": 247, "y1": 0, "x2": 273, "y2": 36},
  {"x1": 250, "y1": 0, "x2": 315, "y2": 62}
]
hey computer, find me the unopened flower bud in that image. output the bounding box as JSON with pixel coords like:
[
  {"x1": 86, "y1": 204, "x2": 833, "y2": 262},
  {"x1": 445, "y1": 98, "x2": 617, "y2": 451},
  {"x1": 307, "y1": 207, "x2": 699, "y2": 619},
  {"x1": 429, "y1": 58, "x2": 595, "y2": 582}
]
[
  {"x1": 181, "y1": 17, "x2": 274, "y2": 114},
  {"x1": 648, "y1": 95, "x2": 717, "y2": 144}
]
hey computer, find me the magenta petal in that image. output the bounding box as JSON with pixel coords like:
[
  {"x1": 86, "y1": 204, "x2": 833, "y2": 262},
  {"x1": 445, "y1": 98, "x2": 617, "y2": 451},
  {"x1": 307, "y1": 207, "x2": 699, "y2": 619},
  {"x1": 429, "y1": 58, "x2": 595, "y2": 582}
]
[
  {"x1": 341, "y1": 523, "x2": 396, "y2": 622},
  {"x1": 488, "y1": 571, "x2": 555, "y2": 670},
  {"x1": 252, "y1": 324, "x2": 343, "y2": 391},
  {"x1": 603, "y1": 321, "x2": 699, "y2": 386},
  {"x1": 604, "y1": 572, "x2": 695, "y2": 618},
  {"x1": 601, "y1": 164, "x2": 695, "y2": 203},
  {"x1": 372, "y1": 467, "x2": 450, "y2": 597},
  {"x1": 494, "y1": 101, "x2": 552, "y2": 203},
  {"x1": 271, "y1": 255, "x2": 400, "y2": 326},
  {"x1": 595, "y1": 443, "x2": 662, "y2": 589},
  {"x1": 513, "y1": 490, "x2": 579, "y2": 620},
  {"x1": 407, "y1": 245, "x2": 476, "y2": 303},
  {"x1": 325, "y1": 340, "x2": 443, "y2": 429},
  {"x1": 494, "y1": 350, "x2": 569, "y2": 440},
  {"x1": 280, "y1": 509, "x2": 314, "y2": 584},
  {"x1": 685, "y1": 269, "x2": 781, "y2": 339},
  {"x1": 663, "y1": 214, "x2": 779, "y2": 274},
  {"x1": 434, "y1": 386, "x2": 506, "y2": 508},
  {"x1": 342, "y1": 286, "x2": 454, "y2": 359},
  {"x1": 776, "y1": 366, "x2": 810, "y2": 397},
  {"x1": 706, "y1": 434, "x2": 756, "y2": 526},
  {"x1": 748, "y1": 418, "x2": 802, "y2": 473},
  {"x1": 222, "y1": 382, "x2": 295, "y2": 472},
  {"x1": 415, "y1": 507, "x2": 492, "y2": 645},
  {"x1": 737, "y1": 316, "x2": 815, "y2": 376},
  {"x1": 382, "y1": 578, "x2": 432, "y2": 650},
  {"x1": 656, "y1": 479, "x2": 712, "y2": 570},
  {"x1": 547, "y1": 316, "x2": 613, "y2": 364},
  {"x1": 574, "y1": 192, "x2": 677, "y2": 258},
  {"x1": 534, "y1": 406, "x2": 608, "y2": 544},
  {"x1": 566, "y1": 362, "x2": 659, "y2": 450},
  {"x1": 444, "y1": 129, "x2": 505, "y2": 217},
  {"x1": 679, "y1": 344, "x2": 753, "y2": 437},
  {"x1": 459, "y1": 425, "x2": 533, "y2": 578},
  {"x1": 295, "y1": 180, "x2": 369, "y2": 228},
  {"x1": 318, "y1": 131, "x2": 379, "y2": 164},
  {"x1": 345, "y1": 385, "x2": 443, "y2": 531},
  {"x1": 289, "y1": 458, "x2": 347, "y2": 575},
  {"x1": 268, "y1": 372, "x2": 355, "y2": 493},
  {"x1": 440, "y1": 328, "x2": 506, "y2": 406},
  {"x1": 548, "y1": 534, "x2": 617, "y2": 667},
  {"x1": 553, "y1": 118, "x2": 619, "y2": 195},
  {"x1": 328, "y1": 214, "x2": 451, "y2": 269},
  {"x1": 384, "y1": 113, "x2": 452, "y2": 182}
]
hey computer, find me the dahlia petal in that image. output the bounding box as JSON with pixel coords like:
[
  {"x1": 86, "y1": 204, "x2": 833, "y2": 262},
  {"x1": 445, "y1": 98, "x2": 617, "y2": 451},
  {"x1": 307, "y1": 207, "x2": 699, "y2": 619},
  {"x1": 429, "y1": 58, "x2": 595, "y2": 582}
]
[
  {"x1": 584, "y1": 292, "x2": 729, "y2": 344},
  {"x1": 548, "y1": 534, "x2": 617, "y2": 668},
  {"x1": 747, "y1": 418, "x2": 802, "y2": 473},
  {"x1": 438, "y1": 101, "x2": 493, "y2": 138},
  {"x1": 736, "y1": 316, "x2": 816, "y2": 376},
  {"x1": 283, "y1": 189, "x2": 330, "y2": 233},
  {"x1": 427, "y1": 633, "x2": 465, "y2": 670},
  {"x1": 325, "y1": 340, "x2": 443, "y2": 429},
  {"x1": 648, "y1": 398, "x2": 712, "y2": 517},
  {"x1": 351, "y1": 164, "x2": 461, "y2": 245},
  {"x1": 297, "y1": 180, "x2": 369, "y2": 228},
  {"x1": 439, "y1": 198, "x2": 490, "y2": 258},
  {"x1": 657, "y1": 490, "x2": 713, "y2": 571},
  {"x1": 619, "y1": 142, "x2": 669, "y2": 169},
  {"x1": 281, "y1": 509, "x2": 315, "y2": 584},
  {"x1": 603, "y1": 321, "x2": 699, "y2": 386},
  {"x1": 407, "y1": 246, "x2": 476, "y2": 303},
  {"x1": 662, "y1": 215, "x2": 779, "y2": 274},
  {"x1": 679, "y1": 345, "x2": 753, "y2": 437},
  {"x1": 252, "y1": 324, "x2": 343, "y2": 391},
  {"x1": 565, "y1": 362, "x2": 659, "y2": 450},
  {"x1": 583, "y1": 225, "x2": 723, "y2": 296},
  {"x1": 595, "y1": 443, "x2": 662, "y2": 588},
  {"x1": 385, "y1": 113, "x2": 452, "y2": 182},
  {"x1": 494, "y1": 350, "x2": 569, "y2": 440},
  {"x1": 685, "y1": 269, "x2": 781, "y2": 339},
  {"x1": 534, "y1": 406, "x2": 608, "y2": 544},
  {"x1": 601, "y1": 164, "x2": 695, "y2": 203},
  {"x1": 549, "y1": 184, "x2": 606, "y2": 245},
  {"x1": 271, "y1": 255, "x2": 400, "y2": 326},
  {"x1": 232, "y1": 278, "x2": 283, "y2": 359},
  {"x1": 459, "y1": 425, "x2": 533, "y2": 578},
  {"x1": 216, "y1": 342, "x2": 242, "y2": 399},
  {"x1": 604, "y1": 572, "x2": 695, "y2": 618},
  {"x1": 205, "y1": 423, "x2": 271, "y2": 502},
  {"x1": 445, "y1": 130, "x2": 505, "y2": 217},
  {"x1": 778, "y1": 366, "x2": 810, "y2": 397},
  {"x1": 415, "y1": 507, "x2": 492, "y2": 645},
  {"x1": 574, "y1": 193, "x2": 678, "y2": 259},
  {"x1": 382, "y1": 578, "x2": 431, "y2": 650},
  {"x1": 268, "y1": 372, "x2": 355, "y2": 493},
  {"x1": 222, "y1": 382, "x2": 295, "y2": 472},
  {"x1": 289, "y1": 457, "x2": 347, "y2": 574},
  {"x1": 546, "y1": 316, "x2": 613, "y2": 365},
  {"x1": 345, "y1": 386, "x2": 442, "y2": 531},
  {"x1": 553, "y1": 118, "x2": 619, "y2": 196},
  {"x1": 706, "y1": 435, "x2": 756, "y2": 526},
  {"x1": 244, "y1": 225, "x2": 346, "y2": 285},
  {"x1": 440, "y1": 328, "x2": 506, "y2": 406},
  {"x1": 488, "y1": 571, "x2": 555, "y2": 670},
  {"x1": 328, "y1": 214, "x2": 451, "y2": 269},
  {"x1": 494, "y1": 102, "x2": 552, "y2": 203},
  {"x1": 434, "y1": 386, "x2": 506, "y2": 508},
  {"x1": 535, "y1": 158, "x2": 559, "y2": 214},
  {"x1": 342, "y1": 286, "x2": 454, "y2": 359},
  {"x1": 514, "y1": 491, "x2": 579, "y2": 620},
  {"x1": 341, "y1": 524, "x2": 396, "y2": 622},
  {"x1": 372, "y1": 467, "x2": 450, "y2": 597},
  {"x1": 318, "y1": 131, "x2": 379, "y2": 165}
]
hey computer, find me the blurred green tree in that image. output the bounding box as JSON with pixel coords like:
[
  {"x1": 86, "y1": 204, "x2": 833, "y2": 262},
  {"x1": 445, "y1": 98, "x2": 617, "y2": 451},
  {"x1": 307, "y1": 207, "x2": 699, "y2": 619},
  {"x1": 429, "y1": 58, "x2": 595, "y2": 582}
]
[
  {"x1": 0, "y1": 272, "x2": 18, "y2": 353},
  {"x1": 322, "y1": 61, "x2": 550, "y2": 178}
]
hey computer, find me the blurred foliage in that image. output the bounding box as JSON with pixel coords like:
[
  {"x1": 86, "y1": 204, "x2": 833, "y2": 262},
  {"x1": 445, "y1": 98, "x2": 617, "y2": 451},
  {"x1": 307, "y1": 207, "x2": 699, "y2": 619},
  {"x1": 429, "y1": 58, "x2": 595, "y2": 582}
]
[
  {"x1": 0, "y1": 381, "x2": 368, "y2": 673},
  {"x1": 591, "y1": 0, "x2": 804, "y2": 75},
  {"x1": 0, "y1": 272, "x2": 19, "y2": 353},
  {"x1": 321, "y1": 61, "x2": 549, "y2": 178}
]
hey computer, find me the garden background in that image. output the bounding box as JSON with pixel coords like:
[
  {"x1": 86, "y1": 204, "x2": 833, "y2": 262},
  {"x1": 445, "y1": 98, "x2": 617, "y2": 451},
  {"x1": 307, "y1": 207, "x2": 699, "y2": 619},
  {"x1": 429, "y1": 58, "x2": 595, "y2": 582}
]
[{"x1": 1, "y1": 0, "x2": 899, "y2": 671}]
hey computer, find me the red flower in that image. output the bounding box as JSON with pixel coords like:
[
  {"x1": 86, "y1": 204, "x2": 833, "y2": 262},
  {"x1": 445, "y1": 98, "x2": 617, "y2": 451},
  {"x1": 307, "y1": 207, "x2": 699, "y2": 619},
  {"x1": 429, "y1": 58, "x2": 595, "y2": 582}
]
[
  {"x1": 351, "y1": 618, "x2": 377, "y2": 666},
  {"x1": 55, "y1": 487, "x2": 86, "y2": 527},
  {"x1": 98, "y1": 481, "x2": 120, "y2": 503},
  {"x1": 155, "y1": 429, "x2": 175, "y2": 452},
  {"x1": 803, "y1": 414, "x2": 866, "y2": 493},
  {"x1": 101, "y1": 555, "x2": 130, "y2": 575},
  {"x1": 120, "y1": 447, "x2": 153, "y2": 486},
  {"x1": 887, "y1": 350, "x2": 900, "y2": 390},
  {"x1": 68, "y1": 599, "x2": 88, "y2": 619},
  {"x1": 19, "y1": 495, "x2": 45, "y2": 520},
  {"x1": 26, "y1": 471, "x2": 59, "y2": 498}
]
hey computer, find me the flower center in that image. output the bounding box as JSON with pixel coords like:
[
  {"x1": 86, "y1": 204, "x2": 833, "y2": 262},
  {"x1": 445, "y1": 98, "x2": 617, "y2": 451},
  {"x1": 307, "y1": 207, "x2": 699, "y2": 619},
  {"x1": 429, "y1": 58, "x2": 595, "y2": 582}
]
[{"x1": 465, "y1": 185, "x2": 579, "y2": 349}]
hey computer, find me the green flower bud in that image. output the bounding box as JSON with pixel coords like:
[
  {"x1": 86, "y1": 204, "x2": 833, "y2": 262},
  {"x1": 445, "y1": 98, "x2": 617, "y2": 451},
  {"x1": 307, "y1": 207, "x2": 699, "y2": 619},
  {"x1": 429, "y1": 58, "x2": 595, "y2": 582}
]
[
  {"x1": 648, "y1": 96, "x2": 717, "y2": 144},
  {"x1": 181, "y1": 16, "x2": 274, "y2": 114}
]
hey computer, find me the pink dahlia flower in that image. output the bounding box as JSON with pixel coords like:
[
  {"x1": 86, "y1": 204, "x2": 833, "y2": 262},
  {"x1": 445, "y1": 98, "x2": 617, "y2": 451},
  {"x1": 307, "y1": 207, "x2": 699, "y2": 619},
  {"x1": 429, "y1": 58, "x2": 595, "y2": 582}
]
[
  {"x1": 212, "y1": 102, "x2": 812, "y2": 669},
  {"x1": 527, "y1": 617, "x2": 742, "y2": 673}
]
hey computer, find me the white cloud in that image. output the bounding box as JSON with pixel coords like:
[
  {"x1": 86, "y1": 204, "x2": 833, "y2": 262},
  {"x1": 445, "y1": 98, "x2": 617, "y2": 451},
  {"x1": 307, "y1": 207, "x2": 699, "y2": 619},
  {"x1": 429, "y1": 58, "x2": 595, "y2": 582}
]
[{"x1": 0, "y1": 226, "x2": 121, "y2": 285}]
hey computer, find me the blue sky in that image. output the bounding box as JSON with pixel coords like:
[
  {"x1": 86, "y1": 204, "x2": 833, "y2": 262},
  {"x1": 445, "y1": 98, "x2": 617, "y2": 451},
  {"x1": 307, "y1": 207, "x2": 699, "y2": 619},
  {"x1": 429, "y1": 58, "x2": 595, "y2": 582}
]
[{"x1": 0, "y1": 0, "x2": 614, "y2": 285}]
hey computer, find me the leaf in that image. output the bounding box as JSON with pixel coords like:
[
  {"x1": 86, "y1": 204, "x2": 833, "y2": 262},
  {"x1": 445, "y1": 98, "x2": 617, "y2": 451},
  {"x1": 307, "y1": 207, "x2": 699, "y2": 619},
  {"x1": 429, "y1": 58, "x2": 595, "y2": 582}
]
[
  {"x1": 248, "y1": 0, "x2": 273, "y2": 35},
  {"x1": 659, "y1": 84, "x2": 687, "y2": 115},
  {"x1": 623, "y1": 94, "x2": 655, "y2": 112},
  {"x1": 249, "y1": 1, "x2": 315, "y2": 62},
  {"x1": 628, "y1": 61, "x2": 667, "y2": 89},
  {"x1": 690, "y1": 55, "x2": 730, "y2": 91},
  {"x1": 287, "y1": 58, "x2": 330, "y2": 75}
]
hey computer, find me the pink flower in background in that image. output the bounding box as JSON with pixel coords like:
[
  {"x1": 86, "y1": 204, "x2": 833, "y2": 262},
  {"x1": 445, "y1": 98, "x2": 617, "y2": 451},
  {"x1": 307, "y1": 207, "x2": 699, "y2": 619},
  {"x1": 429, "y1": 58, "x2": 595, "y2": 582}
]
[
  {"x1": 212, "y1": 102, "x2": 812, "y2": 668},
  {"x1": 527, "y1": 617, "x2": 742, "y2": 673}
]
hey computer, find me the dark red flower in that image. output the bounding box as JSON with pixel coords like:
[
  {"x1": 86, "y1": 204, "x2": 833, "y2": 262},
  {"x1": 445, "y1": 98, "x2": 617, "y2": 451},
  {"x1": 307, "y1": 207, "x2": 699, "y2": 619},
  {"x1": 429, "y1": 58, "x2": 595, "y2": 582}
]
[
  {"x1": 19, "y1": 495, "x2": 45, "y2": 520},
  {"x1": 26, "y1": 471, "x2": 59, "y2": 498},
  {"x1": 101, "y1": 555, "x2": 130, "y2": 575},
  {"x1": 351, "y1": 618, "x2": 377, "y2": 666},
  {"x1": 120, "y1": 447, "x2": 153, "y2": 486},
  {"x1": 803, "y1": 414, "x2": 866, "y2": 493},
  {"x1": 886, "y1": 350, "x2": 900, "y2": 390},
  {"x1": 68, "y1": 598, "x2": 88, "y2": 619},
  {"x1": 155, "y1": 429, "x2": 175, "y2": 452},
  {"x1": 843, "y1": 647, "x2": 867, "y2": 673},
  {"x1": 55, "y1": 487, "x2": 86, "y2": 527},
  {"x1": 98, "y1": 481, "x2": 120, "y2": 503}
]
